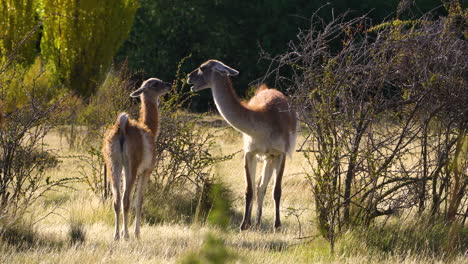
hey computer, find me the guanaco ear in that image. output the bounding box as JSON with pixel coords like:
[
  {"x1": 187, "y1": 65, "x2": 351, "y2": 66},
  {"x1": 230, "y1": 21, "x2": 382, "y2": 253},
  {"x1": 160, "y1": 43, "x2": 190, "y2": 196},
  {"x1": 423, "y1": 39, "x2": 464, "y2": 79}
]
[
  {"x1": 212, "y1": 61, "x2": 239, "y2": 76},
  {"x1": 130, "y1": 86, "x2": 145, "y2": 97}
]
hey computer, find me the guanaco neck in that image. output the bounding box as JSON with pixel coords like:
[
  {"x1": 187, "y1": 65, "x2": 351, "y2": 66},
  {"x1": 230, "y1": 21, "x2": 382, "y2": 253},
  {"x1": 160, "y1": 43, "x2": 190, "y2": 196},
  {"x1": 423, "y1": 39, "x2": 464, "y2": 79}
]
[
  {"x1": 211, "y1": 75, "x2": 259, "y2": 135},
  {"x1": 139, "y1": 94, "x2": 160, "y2": 137}
]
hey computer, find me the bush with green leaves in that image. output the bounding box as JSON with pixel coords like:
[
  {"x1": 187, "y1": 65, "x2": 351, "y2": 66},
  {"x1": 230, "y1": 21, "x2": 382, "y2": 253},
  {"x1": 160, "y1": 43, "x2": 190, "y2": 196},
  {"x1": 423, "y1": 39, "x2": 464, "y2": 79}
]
[{"x1": 178, "y1": 183, "x2": 237, "y2": 264}]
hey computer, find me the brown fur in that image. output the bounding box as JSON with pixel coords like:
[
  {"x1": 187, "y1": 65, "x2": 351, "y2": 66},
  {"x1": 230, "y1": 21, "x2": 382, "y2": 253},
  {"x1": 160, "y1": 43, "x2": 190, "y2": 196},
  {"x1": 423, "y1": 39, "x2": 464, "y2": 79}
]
[
  {"x1": 103, "y1": 94, "x2": 159, "y2": 188},
  {"x1": 102, "y1": 78, "x2": 170, "y2": 240},
  {"x1": 245, "y1": 84, "x2": 297, "y2": 154},
  {"x1": 241, "y1": 154, "x2": 255, "y2": 230},
  {"x1": 187, "y1": 60, "x2": 297, "y2": 231},
  {"x1": 138, "y1": 96, "x2": 160, "y2": 136},
  {"x1": 102, "y1": 104, "x2": 158, "y2": 240},
  {"x1": 103, "y1": 118, "x2": 155, "y2": 179},
  {"x1": 254, "y1": 83, "x2": 269, "y2": 95}
]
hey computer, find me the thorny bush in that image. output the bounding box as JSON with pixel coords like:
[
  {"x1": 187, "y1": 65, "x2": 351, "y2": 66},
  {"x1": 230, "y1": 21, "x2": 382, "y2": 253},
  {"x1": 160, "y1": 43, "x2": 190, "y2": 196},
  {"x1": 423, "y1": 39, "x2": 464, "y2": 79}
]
[{"x1": 263, "y1": 2, "x2": 467, "y2": 252}]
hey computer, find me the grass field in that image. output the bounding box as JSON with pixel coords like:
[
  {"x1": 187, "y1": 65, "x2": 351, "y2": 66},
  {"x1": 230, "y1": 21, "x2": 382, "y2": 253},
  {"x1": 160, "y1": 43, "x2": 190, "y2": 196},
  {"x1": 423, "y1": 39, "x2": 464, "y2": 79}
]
[{"x1": 0, "y1": 118, "x2": 466, "y2": 263}]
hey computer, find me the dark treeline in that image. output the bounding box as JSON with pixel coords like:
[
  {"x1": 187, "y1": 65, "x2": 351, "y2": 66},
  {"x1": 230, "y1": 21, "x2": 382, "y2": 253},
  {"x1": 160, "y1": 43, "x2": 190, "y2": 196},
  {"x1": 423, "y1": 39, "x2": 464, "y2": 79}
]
[{"x1": 116, "y1": 0, "x2": 445, "y2": 111}]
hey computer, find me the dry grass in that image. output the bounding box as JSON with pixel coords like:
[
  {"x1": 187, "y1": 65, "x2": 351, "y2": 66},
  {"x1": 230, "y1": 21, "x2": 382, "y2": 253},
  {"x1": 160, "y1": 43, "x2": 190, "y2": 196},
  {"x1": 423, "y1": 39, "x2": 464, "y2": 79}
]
[
  {"x1": 2, "y1": 221, "x2": 465, "y2": 264},
  {"x1": 1, "y1": 116, "x2": 466, "y2": 263}
]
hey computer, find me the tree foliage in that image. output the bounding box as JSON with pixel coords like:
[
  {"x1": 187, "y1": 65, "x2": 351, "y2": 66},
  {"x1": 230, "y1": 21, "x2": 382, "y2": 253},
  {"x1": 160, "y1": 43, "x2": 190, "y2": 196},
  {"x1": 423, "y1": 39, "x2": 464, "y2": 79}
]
[
  {"x1": 0, "y1": 0, "x2": 39, "y2": 65},
  {"x1": 0, "y1": 0, "x2": 448, "y2": 101},
  {"x1": 40, "y1": 0, "x2": 139, "y2": 96},
  {"x1": 116, "y1": 0, "x2": 449, "y2": 111}
]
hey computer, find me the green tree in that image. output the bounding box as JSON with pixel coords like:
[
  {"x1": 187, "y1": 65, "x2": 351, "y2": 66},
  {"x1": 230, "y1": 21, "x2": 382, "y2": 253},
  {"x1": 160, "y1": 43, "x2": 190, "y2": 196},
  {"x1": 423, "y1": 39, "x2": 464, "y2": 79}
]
[
  {"x1": 0, "y1": 0, "x2": 39, "y2": 65},
  {"x1": 40, "y1": 0, "x2": 139, "y2": 96}
]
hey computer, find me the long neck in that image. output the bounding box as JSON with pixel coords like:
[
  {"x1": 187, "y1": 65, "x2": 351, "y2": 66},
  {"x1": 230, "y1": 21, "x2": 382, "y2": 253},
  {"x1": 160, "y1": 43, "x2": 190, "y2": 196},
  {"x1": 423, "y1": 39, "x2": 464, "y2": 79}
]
[
  {"x1": 211, "y1": 75, "x2": 257, "y2": 135},
  {"x1": 139, "y1": 94, "x2": 160, "y2": 136}
]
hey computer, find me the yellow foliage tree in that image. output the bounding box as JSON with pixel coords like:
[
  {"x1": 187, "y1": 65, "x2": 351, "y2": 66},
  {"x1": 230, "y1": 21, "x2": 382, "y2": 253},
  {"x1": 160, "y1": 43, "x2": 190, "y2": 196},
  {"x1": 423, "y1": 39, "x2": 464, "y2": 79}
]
[
  {"x1": 0, "y1": 0, "x2": 38, "y2": 65},
  {"x1": 40, "y1": 0, "x2": 139, "y2": 96}
]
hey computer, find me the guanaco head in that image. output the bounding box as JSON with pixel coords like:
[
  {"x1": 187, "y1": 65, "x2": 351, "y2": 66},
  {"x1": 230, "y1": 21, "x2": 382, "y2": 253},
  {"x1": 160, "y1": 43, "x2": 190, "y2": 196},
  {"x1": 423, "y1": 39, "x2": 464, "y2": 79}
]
[
  {"x1": 130, "y1": 78, "x2": 172, "y2": 98},
  {"x1": 187, "y1": 60, "x2": 239, "y2": 92}
]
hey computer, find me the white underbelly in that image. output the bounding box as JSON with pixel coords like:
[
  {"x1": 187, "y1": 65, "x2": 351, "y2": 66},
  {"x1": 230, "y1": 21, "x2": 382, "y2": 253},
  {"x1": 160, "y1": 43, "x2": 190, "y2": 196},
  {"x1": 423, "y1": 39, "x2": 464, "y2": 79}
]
[{"x1": 243, "y1": 134, "x2": 284, "y2": 158}]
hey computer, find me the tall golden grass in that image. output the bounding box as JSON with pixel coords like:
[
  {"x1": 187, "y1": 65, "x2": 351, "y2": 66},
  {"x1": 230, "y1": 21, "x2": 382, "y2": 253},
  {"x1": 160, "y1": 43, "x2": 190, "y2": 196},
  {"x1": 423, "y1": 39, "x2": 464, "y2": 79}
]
[{"x1": 0, "y1": 122, "x2": 466, "y2": 264}]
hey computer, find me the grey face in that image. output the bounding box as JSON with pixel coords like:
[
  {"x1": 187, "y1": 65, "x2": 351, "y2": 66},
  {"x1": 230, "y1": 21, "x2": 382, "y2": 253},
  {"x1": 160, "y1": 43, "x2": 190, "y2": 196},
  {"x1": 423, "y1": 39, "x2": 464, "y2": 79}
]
[
  {"x1": 187, "y1": 60, "x2": 239, "y2": 92},
  {"x1": 130, "y1": 78, "x2": 172, "y2": 98},
  {"x1": 187, "y1": 63, "x2": 211, "y2": 92}
]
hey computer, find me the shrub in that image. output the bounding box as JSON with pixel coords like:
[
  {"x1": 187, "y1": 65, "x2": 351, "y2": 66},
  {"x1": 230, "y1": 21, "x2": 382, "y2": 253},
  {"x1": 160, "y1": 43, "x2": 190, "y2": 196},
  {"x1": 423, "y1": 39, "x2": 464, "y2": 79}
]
[
  {"x1": 1, "y1": 58, "x2": 66, "y2": 112},
  {"x1": 0, "y1": 25, "x2": 77, "y2": 251},
  {"x1": 264, "y1": 3, "x2": 467, "y2": 251},
  {"x1": 143, "y1": 57, "x2": 236, "y2": 224},
  {"x1": 78, "y1": 62, "x2": 138, "y2": 132},
  {"x1": 77, "y1": 146, "x2": 108, "y2": 200},
  {"x1": 179, "y1": 233, "x2": 236, "y2": 264},
  {"x1": 0, "y1": 69, "x2": 76, "y2": 222},
  {"x1": 144, "y1": 111, "x2": 236, "y2": 224},
  {"x1": 205, "y1": 182, "x2": 235, "y2": 230},
  {"x1": 178, "y1": 181, "x2": 237, "y2": 264}
]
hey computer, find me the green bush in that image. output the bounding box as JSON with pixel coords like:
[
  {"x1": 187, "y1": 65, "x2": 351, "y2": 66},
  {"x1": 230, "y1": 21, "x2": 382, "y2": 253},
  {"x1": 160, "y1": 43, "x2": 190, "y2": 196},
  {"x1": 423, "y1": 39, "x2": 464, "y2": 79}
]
[
  {"x1": 78, "y1": 63, "x2": 138, "y2": 129},
  {"x1": 179, "y1": 233, "x2": 236, "y2": 264},
  {"x1": 205, "y1": 182, "x2": 234, "y2": 230},
  {"x1": 0, "y1": 77, "x2": 73, "y2": 222},
  {"x1": 178, "y1": 182, "x2": 237, "y2": 264},
  {"x1": 1, "y1": 58, "x2": 66, "y2": 112}
]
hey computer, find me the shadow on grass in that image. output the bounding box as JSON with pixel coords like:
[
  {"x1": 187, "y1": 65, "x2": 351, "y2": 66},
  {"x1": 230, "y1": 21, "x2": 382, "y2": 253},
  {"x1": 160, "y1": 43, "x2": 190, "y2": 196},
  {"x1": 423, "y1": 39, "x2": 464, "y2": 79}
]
[
  {"x1": 0, "y1": 222, "x2": 65, "y2": 251},
  {"x1": 230, "y1": 239, "x2": 289, "y2": 252}
]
